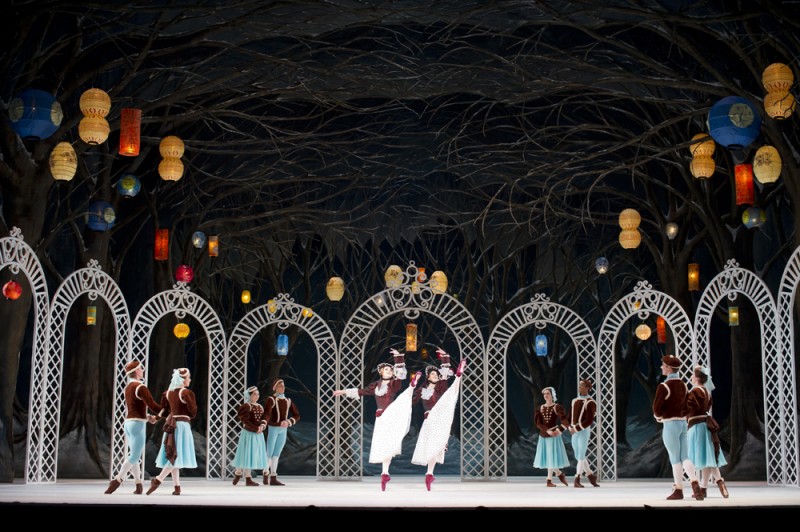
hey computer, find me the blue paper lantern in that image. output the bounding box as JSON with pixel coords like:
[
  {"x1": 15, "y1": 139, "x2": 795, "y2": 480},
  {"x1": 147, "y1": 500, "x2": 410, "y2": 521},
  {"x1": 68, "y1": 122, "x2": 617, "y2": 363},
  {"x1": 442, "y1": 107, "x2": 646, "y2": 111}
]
[
  {"x1": 8, "y1": 89, "x2": 63, "y2": 140},
  {"x1": 595, "y1": 257, "x2": 609, "y2": 274},
  {"x1": 191, "y1": 231, "x2": 207, "y2": 249},
  {"x1": 742, "y1": 206, "x2": 767, "y2": 229},
  {"x1": 707, "y1": 96, "x2": 762, "y2": 149},
  {"x1": 115, "y1": 173, "x2": 141, "y2": 198},
  {"x1": 535, "y1": 335, "x2": 548, "y2": 357},
  {"x1": 277, "y1": 334, "x2": 289, "y2": 356},
  {"x1": 86, "y1": 201, "x2": 116, "y2": 231}
]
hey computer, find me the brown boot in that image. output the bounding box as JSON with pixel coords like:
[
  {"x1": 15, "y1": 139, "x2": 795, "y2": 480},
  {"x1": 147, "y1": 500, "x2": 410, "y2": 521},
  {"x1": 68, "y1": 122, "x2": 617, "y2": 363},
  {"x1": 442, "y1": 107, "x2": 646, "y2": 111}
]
[
  {"x1": 546, "y1": 479, "x2": 556, "y2": 487},
  {"x1": 587, "y1": 473, "x2": 600, "y2": 487},
  {"x1": 263, "y1": 473, "x2": 269, "y2": 486},
  {"x1": 574, "y1": 476, "x2": 584, "y2": 488},
  {"x1": 232, "y1": 472, "x2": 241, "y2": 486},
  {"x1": 666, "y1": 485, "x2": 683, "y2": 500},
  {"x1": 269, "y1": 475, "x2": 285, "y2": 486},
  {"x1": 172, "y1": 485, "x2": 181, "y2": 495},
  {"x1": 146, "y1": 478, "x2": 161, "y2": 495},
  {"x1": 557, "y1": 472, "x2": 568, "y2": 486},
  {"x1": 691, "y1": 480, "x2": 704, "y2": 501},
  {"x1": 245, "y1": 477, "x2": 259, "y2": 486},
  {"x1": 104, "y1": 478, "x2": 121, "y2": 495},
  {"x1": 133, "y1": 483, "x2": 143, "y2": 495},
  {"x1": 717, "y1": 479, "x2": 729, "y2": 499}
]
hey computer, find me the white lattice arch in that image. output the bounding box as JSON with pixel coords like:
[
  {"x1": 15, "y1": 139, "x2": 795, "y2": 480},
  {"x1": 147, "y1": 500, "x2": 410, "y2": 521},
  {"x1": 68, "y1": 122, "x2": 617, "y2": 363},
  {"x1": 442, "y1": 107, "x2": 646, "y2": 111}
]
[
  {"x1": 225, "y1": 293, "x2": 338, "y2": 479},
  {"x1": 596, "y1": 280, "x2": 694, "y2": 481},
  {"x1": 337, "y1": 262, "x2": 485, "y2": 479},
  {"x1": 128, "y1": 282, "x2": 227, "y2": 478},
  {"x1": 48, "y1": 260, "x2": 131, "y2": 481},
  {"x1": 0, "y1": 227, "x2": 51, "y2": 483},
  {"x1": 778, "y1": 247, "x2": 800, "y2": 487},
  {"x1": 485, "y1": 293, "x2": 597, "y2": 480}
]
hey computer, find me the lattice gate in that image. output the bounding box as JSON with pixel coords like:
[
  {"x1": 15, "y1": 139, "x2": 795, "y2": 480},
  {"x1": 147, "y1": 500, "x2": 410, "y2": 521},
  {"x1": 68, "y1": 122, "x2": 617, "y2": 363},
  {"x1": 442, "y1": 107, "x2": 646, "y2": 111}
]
[{"x1": 777, "y1": 250, "x2": 800, "y2": 487}]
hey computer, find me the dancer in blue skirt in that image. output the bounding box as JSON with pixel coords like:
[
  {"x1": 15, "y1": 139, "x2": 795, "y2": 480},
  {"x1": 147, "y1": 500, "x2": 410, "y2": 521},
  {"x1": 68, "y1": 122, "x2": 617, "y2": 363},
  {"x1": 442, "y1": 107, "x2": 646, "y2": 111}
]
[
  {"x1": 533, "y1": 386, "x2": 570, "y2": 487},
  {"x1": 231, "y1": 385, "x2": 268, "y2": 486}
]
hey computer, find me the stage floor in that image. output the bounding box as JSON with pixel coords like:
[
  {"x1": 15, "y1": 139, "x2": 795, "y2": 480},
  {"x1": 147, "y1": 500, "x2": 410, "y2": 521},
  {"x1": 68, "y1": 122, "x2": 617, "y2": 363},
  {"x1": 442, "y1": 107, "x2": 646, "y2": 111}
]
[{"x1": 1, "y1": 477, "x2": 799, "y2": 514}]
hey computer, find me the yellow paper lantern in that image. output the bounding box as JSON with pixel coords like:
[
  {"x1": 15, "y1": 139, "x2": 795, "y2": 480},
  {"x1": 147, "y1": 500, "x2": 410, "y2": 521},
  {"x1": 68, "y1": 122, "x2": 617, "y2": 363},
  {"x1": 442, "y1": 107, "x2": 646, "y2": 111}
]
[
  {"x1": 301, "y1": 307, "x2": 313, "y2": 318},
  {"x1": 326, "y1": 277, "x2": 345, "y2": 301},
  {"x1": 689, "y1": 156, "x2": 715, "y2": 179},
  {"x1": 241, "y1": 290, "x2": 251, "y2": 304},
  {"x1": 764, "y1": 91, "x2": 796, "y2": 120},
  {"x1": 635, "y1": 324, "x2": 652, "y2": 340},
  {"x1": 405, "y1": 323, "x2": 418, "y2": 352},
  {"x1": 384, "y1": 265, "x2": 403, "y2": 288},
  {"x1": 267, "y1": 299, "x2": 277, "y2": 313},
  {"x1": 158, "y1": 158, "x2": 184, "y2": 181},
  {"x1": 688, "y1": 263, "x2": 700, "y2": 291},
  {"x1": 618, "y1": 229, "x2": 641, "y2": 249},
  {"x1": 753, "y1": 145, "x2": 782, "y2": 184},
  {"x1": 208, "y1": 235, "x2": 219, "y2": 257},
  {"x1": 78, "y1": 115, "x2": 110, "y2": 145},
  {"x1": 728, "y1": 306, "x2": 739, "y2": 327},
  {"x1": 430, "y1": 270, "x2": 448, "y2": 294},
  {"x1": 762, "y1": 63, "x2": 794, "y2": 93},
  {"x1": 79, "y1": 88, "x2": 111, "y2": 118},
  {"x1": 160, "y1": 136, "x2": 185, "y2": 158},
  {"x1": 618, "y1": 209, "x2": 641, "y2": 230},
  {"x1": 689, "y1": 133, "x2": 715, "y2": 158},
  {"x1": 87, "y1": 306, "x2": 97, "y2": 326},
  {"x1": 173, "y1": 322, "x2": 190, "y2": 339},
  {"x1": 49, "y1": 142, "x2": 77, "y2": 181}
]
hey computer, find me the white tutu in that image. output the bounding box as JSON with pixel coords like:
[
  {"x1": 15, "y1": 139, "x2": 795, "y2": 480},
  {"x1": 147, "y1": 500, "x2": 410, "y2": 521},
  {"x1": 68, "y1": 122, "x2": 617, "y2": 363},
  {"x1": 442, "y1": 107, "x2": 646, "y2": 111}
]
[
  {"x1": 368, "y1": 386, "x2": 413, "y2": 463},
  {"x1": 412, "y1": 376, "x2": 461, "y2": 466}
]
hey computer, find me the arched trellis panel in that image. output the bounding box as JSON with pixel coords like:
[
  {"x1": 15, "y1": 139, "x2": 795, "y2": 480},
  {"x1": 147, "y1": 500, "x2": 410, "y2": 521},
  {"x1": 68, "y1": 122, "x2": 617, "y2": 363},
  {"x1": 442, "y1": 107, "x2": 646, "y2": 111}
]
[
  {"x1": 0, "y1": 227, "x2": 51, "y2": 483},
  {"x1": 337, "y1": 262, "x2": 485, "y2": 479},
  {"x1": 695, "y1": 256, "x2": 796, "y2": 486},
  {"x1": 485, "y1": 294, "x2": 597, "y2": 480},
  {"x1": 596, "y1": 280, "x2": 694, "y2": 481},
  {"x1": 225, "y1": 293, "x2": 338, "y2": 479},
  {"x1": 778, "y1": 247, "x2": 800, "y2": 487},
  {"x1": 48, "y1": 260, "x2": 131, "y2": 481},
  {"x1": 128, "y1": 282, "x2": 227, "y2": 479}
]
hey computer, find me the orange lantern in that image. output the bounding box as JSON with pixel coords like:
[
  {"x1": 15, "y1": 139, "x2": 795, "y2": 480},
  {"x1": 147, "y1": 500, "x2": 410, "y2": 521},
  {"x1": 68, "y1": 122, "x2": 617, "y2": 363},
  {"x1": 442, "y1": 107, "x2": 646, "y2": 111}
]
[
  {"x1": 208, "y1": 235, "x2": 219, "y2": 257},
  {"x1": 2, "y1": 280, "x2": 22, "y2": 300},
  {"x1": 734, "y1": 164, "x2": 755, "y2": 206},
  {"x1": 405, "y1": 323, "x2": 418, "y2": 352},
  {"x1": 154, "y1": 229, "x2": 169, "y2": 261},
  {"x1": 416, "y1": 267, "x2": 427, "y2": 282},
  {"x1": 119, "y1": 108, "x2": 142, "y2": 156},
  {"x1": 656, "y1": 316, "x2": 667, "y2": 344},
  {"x1": 173, "y1": 323, "x2": 190, "y2": 339},
  {"x1": 688, "y1": 263, "x2": 700, "y2": 292}
]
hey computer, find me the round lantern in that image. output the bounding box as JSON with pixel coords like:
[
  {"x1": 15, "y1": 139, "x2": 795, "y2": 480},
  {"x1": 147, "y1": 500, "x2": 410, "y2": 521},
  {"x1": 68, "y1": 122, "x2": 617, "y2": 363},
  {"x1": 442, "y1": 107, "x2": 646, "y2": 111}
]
[
  {"x1": 326, "y1": 276, "x2": 345, "y2": 301},
  {"x1": 595, "y1": 257, "x2": 609, "y2": 274},
  {"x1": 49, "y1": 142, "x2": 77, "y2": 181},
  {"x1": 115, "y1": 173, "x2": 141, "y2": 197},
  {"x1": 2, "y1": 280, "x2": 22, "y2": 300},
  {"x1": 764, "y1": 91, "x2": 796, "y2": 120},
  {"x1": 762, "y1": 63, "x2": 794, "y2": 93},
  {"x1": 173, "y1": 322, "x2": 190, "y2": 339},
  {"x1": 707, "y1": 96, "x2": 762, "y2": 149},
  {"x1": 689, "y1": 133, "x2": 715, "y2": 158},
  {"x1": 8, "y1": 89, "x2": 63, "y2": 140},
  {"x1": 191, "y1": 231, "x2": 206, "y2": 248},
  {"x1": 742, "y1": 206, "x2": 767, "y2": 229},
  {"x1": 175, "y1": 264, "x2": 194, "y2": 283},
  {"x1": 267, "y1": 299, "x2": 277, "y2": 313},
  {"x1": 241, "y1": 290, "x2": 251, "y2": 304},
  {"x1": 301, "y1": 307, "x2": 313, "y2": 318},
  {"x1": 79, "y1": 115, "x2": 110, "y2": 145},
  {"x1": 665, "y1": 222, "x2": 679, "y2": 240},
  {"x1": 619, "y1": 229, "x2": 641, "y2": 249},
  {"x1": 159, "y1": 136, "x2": 185, "y2": 158},
  {"x1": 753, "y1": 145, "x2": 781, "y2": 184},
  {"x1": 430, "y1": 270, "x2": 448, "y2": 293},
  {"x1": 79, "y1": 88, "x2": 111, "y2": 118},
  {"x1": 618, "y1": 209, "x2": 641, "y2": 230},
  {"x1": 635, "y1": 324, "x2": 652, "y2": 341},
  {"x1": 158, "y1": 158, "x2": 184, "y2": 181},
  {"x1": 86, "y1": 201, "x2": 116, "y2": 231},
  {"x1": 384, "y1": 265, "x2": 403, "y2": 288},
  {"x1": 689, "y1": 157, "x2": 715, "y2": 179}
]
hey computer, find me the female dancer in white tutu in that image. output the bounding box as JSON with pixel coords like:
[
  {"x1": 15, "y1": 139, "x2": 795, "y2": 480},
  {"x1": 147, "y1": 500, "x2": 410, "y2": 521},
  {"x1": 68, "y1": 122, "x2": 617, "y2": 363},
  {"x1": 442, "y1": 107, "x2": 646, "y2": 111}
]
[
  {"x1": 533, "y1": 386, "x2": 570, "y2": 487},
  {"x1": 230, "y1": 385, "x2": 268, "y2": 486},
  {"x1": 411, "y1": 348, "x2": 466, "y2": 490}
]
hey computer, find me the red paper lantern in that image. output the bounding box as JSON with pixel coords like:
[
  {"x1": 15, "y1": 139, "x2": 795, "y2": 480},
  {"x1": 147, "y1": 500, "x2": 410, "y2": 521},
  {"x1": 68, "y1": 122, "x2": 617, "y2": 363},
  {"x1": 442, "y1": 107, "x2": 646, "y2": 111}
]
[
  {"x1": 2, "y1": 280, "x2": 22, "y2": 300},
  {"x1": 154, "y1": 229, "x2": 169, "y2": 261},
  {"x1": 656, "y1": 316, "x2": 667, "y2": 344},
  {"x1": 175, "y1": 264, "x2": 194, "y2": 283},
  {"x1": 119, "y1": 108, "x2": 141, "y2": 156},
  {"x1": 735, "y1": 164, "x2": 755, "y2": 206}
]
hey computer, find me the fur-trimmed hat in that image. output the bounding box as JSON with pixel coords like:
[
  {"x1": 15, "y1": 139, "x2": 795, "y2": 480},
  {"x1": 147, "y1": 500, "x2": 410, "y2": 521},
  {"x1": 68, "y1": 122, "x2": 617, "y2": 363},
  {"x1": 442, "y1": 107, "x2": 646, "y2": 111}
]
[
  {"x1": 579, "y1": 378, "x2": 593, "y2": 389},
  {"x1": 272, "y1": 378, "x2": 284, "y2": 391},
  {"x1": 661, "y1": 354, "x2": 681, "y2": 369},
  {"x1": 178, "y1": 367, "x2": 191, "y2": 378},
  {"x1": 246, "y1": 385, "x2": 259, "y2": 395},
  {"x1": 124, "y1": 360, "x2": 142, "y2": 376}
]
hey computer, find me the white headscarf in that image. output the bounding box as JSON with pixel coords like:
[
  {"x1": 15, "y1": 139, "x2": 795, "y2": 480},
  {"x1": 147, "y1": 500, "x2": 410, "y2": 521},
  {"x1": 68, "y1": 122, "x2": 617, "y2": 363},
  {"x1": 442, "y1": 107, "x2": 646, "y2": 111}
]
[{"x1": 543, "y1": 386, "x2": 557, "y2": 402}]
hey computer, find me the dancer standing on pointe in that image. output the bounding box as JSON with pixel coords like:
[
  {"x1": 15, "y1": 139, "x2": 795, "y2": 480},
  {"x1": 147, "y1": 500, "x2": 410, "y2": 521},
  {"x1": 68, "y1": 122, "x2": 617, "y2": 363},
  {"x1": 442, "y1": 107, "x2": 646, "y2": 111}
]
[
  {"x1": 568, "y1": 378, "x2": 599, "y2": 488},
  {"x1": 333, "y1": 348, "x2": 420, "y2": 491},
  {"x1": 263, "y1": 378, "x2": 300, "y2": 486},
  {"x1": 411, "y1": 348, "x2": 466, "y2": 490},
  {"x1": 147, "y1": 367, "x2": 198, "y2": 496},
  {"x1": 104, "y1": 360, "x2": 160, "y2": 495},
  {"x1": 533, "y1": 386, "x2": 570, "y2": 487},
  {"x1": 230, "y1": 385, "x2": 268, "y2": 487}
]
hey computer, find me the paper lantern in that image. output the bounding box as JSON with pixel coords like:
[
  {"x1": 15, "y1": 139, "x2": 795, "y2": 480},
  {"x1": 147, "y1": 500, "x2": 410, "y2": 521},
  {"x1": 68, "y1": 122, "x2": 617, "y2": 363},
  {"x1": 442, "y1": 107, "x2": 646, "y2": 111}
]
[
  {"x1": 411, "y1": 280, "x2": 421, "y2": 294},
  {"x1": 595, "y1": 257, "x2": 609, "y2": 274},
  {"x1": 326, "y1": 276, "x2": 345, "y2": 301},
  {"x1": 618, "y1": 209, "x2": 641, "y2": 230},
  {"x1": 87, "y1": 306, "x2": 97, "y2": 326},
  {"x1": 267, "y1": 299, "x2": 277, "y2": 313},
  {"x1": 416, "y1": 267, "x2": 427, "y2": 282},
  {"x1": 86, "y1": 201, "x2": 116, "y2": 231},
  {"x1": 8, "y1": 89, "x2": 63, "y2": 140},
  {"x1": 277, "y1": 334, "x2": 289, "y2": 356},
  {"x1": 430, "y1": 270, "x2": 448, "y2": 293},
  {"x1": 405, "y1": 323, "x2": 418, "y2": 352},
  {"x1": 666, "y1": 223, "x2": 679, "y2": 240},
  {"x1": 707, "y1": 96, "x2": 762, "y2": 149},
  {"x1": 656, "y1": 316, "x2": 667, "y2": 344},
  {"x1": 115, "y1": 173, "x2": 141, "y2": 198},
  {"x1": 688, "y1": 263, "x2": 700, "y2": 291},
  {"x1": 49, "y1": 142, "x2": 77, "y2": 181},
  {"x1": 2, "y1": 280, "x2": 22, "y2": 300},
  {"x1": 175, "y1": 264, "x2": 194, "y2": 283},
  {"x1": 173, "y1": 323, "x2": 190, "y2": 339},
  {"x1": 764, "y1": 91, "x2": 796, "y2": 120},
  {"x1": 241, "y1": 290, "x2": 251, "y2": 304},
  {"x1": 734, "y1": 164, "x2": 755, "y2": 206},
  {"x1": 635, "y1": 324, "x2": 652, "y2": 341},
  {"x1": 119, "y1": 108, "x2": 142, "y2": 156},
  {"x1": 158, "y1": 157, "x2": 184, "y2": 181},
  {"x1": 384, "y1": 265, "x2": 402, "y2": 287},
  {"x1": 742, "y1": 206, "x2": 767, "y2": 229},
  {"x1": 159, "y1": 136, "x2": 185, "y2": 158},
  {"x1": 689, "y1": 133, "x2": 715, "y2": 158},
  {"x1": 753, "y1": 145, "x2": 781, "y2": 184},
  {"x1": 154, "y1": 229, "x2": 169, "y2": 261},
  {"x1": 689, "y1": 156, "x2": 715, "y2": 179},
  {"x1": 762, "y1": 63, "x2": 794, "y2": 93},
  {"x1": 208, "y1": 235, "x2": 219, "y2": 257},
  {"x1": 191, "y1": 231, "x2": 206, "y2": 249},
  {"x1": 728, "y1": 306, "x2": 739, "y2": 327},
  {"x1": 301, "y1": 308, "x2": 313, "y2": 318},
  {"x1": 79, "y1": 115, "x2": 110, "y2": 145},
  {"x1": 373, "y1": 295, "x2": 384, "y2": 306},
  {"x1": 535, "y1": 334, "x2": 547, "y2": 357},
  {"x1": 619, "y1": 229, "x2": 641, "y2": 249},
  {"x1": 80, "y1": 88, "x2": 111, "y2": 117}
]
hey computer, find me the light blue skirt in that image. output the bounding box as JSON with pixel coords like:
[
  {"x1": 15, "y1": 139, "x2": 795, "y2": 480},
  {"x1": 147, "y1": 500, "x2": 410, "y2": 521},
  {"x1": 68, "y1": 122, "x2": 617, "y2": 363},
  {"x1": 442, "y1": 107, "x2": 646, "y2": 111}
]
[
  {"x1": 533, "y1": 435, "x2": 570, "y2": 469},
  {"x1": 231, "y1": 430, "x2": 268, "y2": 469},
  {"x1": 155, "y1": 421, "x2": 197, "y2": 469},
  {"x1": 687, "y1": 422, "x2": 727, "y2": 469}
]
